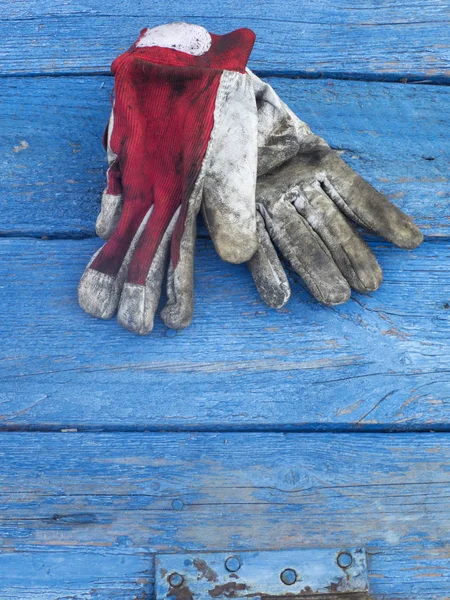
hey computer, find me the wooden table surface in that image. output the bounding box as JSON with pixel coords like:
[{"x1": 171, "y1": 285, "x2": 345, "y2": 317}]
[{"x1": 1, "y1": 1, "x2": 449, "y2": 598}]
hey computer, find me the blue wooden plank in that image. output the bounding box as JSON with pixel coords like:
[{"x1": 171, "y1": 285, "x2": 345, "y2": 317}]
[
  {"x1": 0, "y1": 551, "x2": 152, "y2": 599},
  {"x1": 0, "y1": 432, "x2": 449, "y2": 598},
  {"x1": 1, "y1": 0, "x2": 449, "y2": 78},
  {"x1": 1, "y1": 237, "x2": 449, "y2": 430},
  {"x1": 1, "y1": 77, "x2": 448, "y2": 238},
  {"x1": 4, "y1": 0, "x2": 448, "y2": 21}
]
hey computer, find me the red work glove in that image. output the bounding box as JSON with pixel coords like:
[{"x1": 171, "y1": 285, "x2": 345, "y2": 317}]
[{"x1": 79, "y1": 23, "x2": 258, "y2": 334}]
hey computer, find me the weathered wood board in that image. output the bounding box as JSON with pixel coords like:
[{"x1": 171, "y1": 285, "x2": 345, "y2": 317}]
[
  {"x1": 0, "y1": 432, "x2": 449, "y2": 599},
  {"x1": 1, "y1": 0, "x2": 449, "y2": 80},
  {"x1": 2, "y1": 77, "x2": 449, "y2": 238},
  {"x1": 1, "y1": 237, "x2": 450, "y2": 430}
]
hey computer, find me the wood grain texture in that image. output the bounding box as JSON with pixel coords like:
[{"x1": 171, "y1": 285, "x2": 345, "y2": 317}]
[
  {"x1": 2, "y1": 77, "x2": 448, "y2": 238},
  {"x1": 0, "y1": 551, "x2": 152, "y2": 600},
  {"x1": 1, "y1": 237, "x2": 449, "y2": 430},
  {"x1": 3, "y1": 2, "x2": 450, "y2": 597},
  {"x1": 0, "y1": 432, "x2": 449, "y2": 598},
  {"x1": 1, "y1": 0, "x2": 449, "y2": 79}
]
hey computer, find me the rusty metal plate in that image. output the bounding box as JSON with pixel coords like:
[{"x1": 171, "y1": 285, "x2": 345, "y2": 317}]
[{"x1": 155, "y1": 548, "x2": 369, "y2": 599}]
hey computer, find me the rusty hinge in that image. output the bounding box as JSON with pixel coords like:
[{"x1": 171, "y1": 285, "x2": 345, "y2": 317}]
[{"x1": 155, "y1": 548, "x2": 369, "y2": 599}]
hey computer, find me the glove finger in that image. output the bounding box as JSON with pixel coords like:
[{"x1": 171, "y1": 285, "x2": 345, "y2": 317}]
[
  {"x1": 117, "y1": 207, "x2": 181, "y2": 335},
  {"x1": 261, "y1": 200, "x2": 351, "y2": 306},
  {"x1": 160, "y1": 208, "x2": 196, "y2": 330},
  {"x1": 203, "y1": 71, "x2": 258, "y2": 264},
  {"x1": 247, "y1": 212, "x2": 291, "y2": 308},
  {"x1": 322, "y1": 153, "x2": 423, "y2": 249},
  {"x1": 97, "y1": 110, "x2": 123, "y2": 239},
  {"x1": 96, "y1": 191, "x2": 123, "y2": 239},
  {"x1": 292, "y1": 182, "x2": 383, "y2": 293},
  {"x1": 78, "y1": 206, "x2": 154, "y2": 319}
]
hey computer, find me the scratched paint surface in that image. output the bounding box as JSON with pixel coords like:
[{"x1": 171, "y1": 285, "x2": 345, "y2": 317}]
[
  {"x1": 1, "y1": 0, "x2": 449, "y2": 80},
  {"x1": 155, "y1": 548, "x2": 369, "y2": 596},
  {"x1": 1, "y1": 237, "x2": 450, "y2": 429},
  {"x1": 2, "y1": 0, "x2": 450, "y2": 598},
  {"x1": 0, "y1": 433, "x2": 449, "y2": 599}
]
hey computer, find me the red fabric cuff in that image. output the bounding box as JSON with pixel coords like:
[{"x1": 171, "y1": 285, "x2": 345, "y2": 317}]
[{"x1": 112, "y1": 27, "x2": 256, "y2": 74}]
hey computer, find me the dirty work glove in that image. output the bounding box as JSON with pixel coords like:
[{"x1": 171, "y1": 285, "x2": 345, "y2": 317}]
[
  {"x1": 244, "y1": 73, "x2": 424, "y2": 308},
  {"x1": 78, "y1": 23, "x2": 258, "y2": 334}
]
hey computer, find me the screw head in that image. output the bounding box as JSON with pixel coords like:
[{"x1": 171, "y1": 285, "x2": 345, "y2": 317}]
[
  {"x1": 337, "y1": 552, "x2": 353, "y2": 569},
  {"x1": 225, "y1": 556, "x2": 241, "y2": 572},
  {"x1": 168, "y1": 572, "x2": 184, "y2": 588},
  {"x1": 280, "y1": 568, "x2": 297, "y2": 585}
]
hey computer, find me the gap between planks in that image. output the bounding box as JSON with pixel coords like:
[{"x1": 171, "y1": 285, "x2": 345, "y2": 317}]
[{"x1": 1, "y1": 70, "x2": 449, "y2": 85}]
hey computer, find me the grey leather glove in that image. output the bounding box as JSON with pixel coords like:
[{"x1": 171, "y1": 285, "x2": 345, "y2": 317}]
[{"x1": 245, "y1": 74, "x2": 423, "y2": 308}]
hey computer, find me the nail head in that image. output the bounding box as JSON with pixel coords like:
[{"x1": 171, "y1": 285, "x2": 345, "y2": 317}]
[
  {"x1": 337, "y1": 552, "x2": 353, "y2": 569},
  {"x1": 280, "y1": 568, "x2": 297, "y2": 585},
  {"x1": 168, "y1": 572, "x2": 184, "y2": 588},
  {"x1": 225, "y1": 556, "x2": 241, "y2": 572}
]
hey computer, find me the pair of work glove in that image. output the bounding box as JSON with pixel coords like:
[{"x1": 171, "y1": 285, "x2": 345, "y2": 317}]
[{"x1": 78, "y1": 22, "x2": 423, "y2": 334}]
